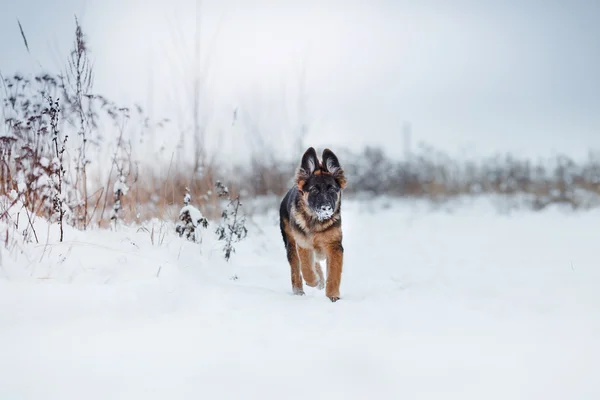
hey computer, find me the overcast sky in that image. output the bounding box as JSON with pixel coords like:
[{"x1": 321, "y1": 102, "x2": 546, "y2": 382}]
[{"x1": 2, "y1": 0, "x2": 600, "y2": 162}]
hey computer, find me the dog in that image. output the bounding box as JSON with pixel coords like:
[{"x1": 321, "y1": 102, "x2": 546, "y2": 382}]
[{"x1": 279, "y1": 147, "x2": 347, "y2": 302}]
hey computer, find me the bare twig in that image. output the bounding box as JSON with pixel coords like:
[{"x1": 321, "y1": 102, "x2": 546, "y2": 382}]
[
  {"x1": 17, "y1": 19, "x2": 30, "y2": 53},
  {"x1": 85, "y1": 186, "x2": 104, "y2": 229},
  {"x1": 23, "y1": 205, "x2": 39, "y2": 244}
]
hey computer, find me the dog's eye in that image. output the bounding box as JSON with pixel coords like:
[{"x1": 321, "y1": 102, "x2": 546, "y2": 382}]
[
  {"x1": 309, "y1": 187, "x2": 319, "y2": 193},
  {"x1": 328, "y1": 186, "x2": 338, "y2": 192}
]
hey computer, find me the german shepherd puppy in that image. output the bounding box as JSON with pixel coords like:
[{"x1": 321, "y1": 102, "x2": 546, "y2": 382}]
[{"x1": 279, "y1": 147, "x2": 347, "y2": 302}]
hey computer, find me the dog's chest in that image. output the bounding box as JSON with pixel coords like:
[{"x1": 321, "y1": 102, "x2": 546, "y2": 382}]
[
  {"x1": 313, "y1": 249, "x2": 327, "y2": 262},
  {"x1": 292, "y1": 231, "x2": 315, "y2": 250},
  {"x1": 291, "y1": 231, "x2": 327, "y2": 261}
]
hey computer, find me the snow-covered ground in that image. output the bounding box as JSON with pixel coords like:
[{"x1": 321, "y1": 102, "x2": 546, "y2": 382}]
[{"x1": 0, "y1": 196, "x2": 599, "y2": 400}]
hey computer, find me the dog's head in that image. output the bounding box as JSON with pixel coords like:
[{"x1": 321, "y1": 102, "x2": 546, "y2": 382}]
[{"x1": 296, "y1": 147, "x2": 346, "y2": 221}]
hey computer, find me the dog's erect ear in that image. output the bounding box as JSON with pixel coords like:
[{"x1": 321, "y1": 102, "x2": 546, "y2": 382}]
[
  {"x1": 300, "y1": 147, "x2": 319, "y2": 175},
  {"x1": 322, "y1": 148, "x2": 346, "y2": 189},
  {"x1": 296, "y1": 147, "x2": 319, "y2": 191},
  {"x1": 322, "y1": 149, "x2": 341, "y2": 174}
]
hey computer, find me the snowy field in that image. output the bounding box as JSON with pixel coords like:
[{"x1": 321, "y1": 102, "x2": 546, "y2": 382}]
[{"x1": 0, "y1": 196, "x2": 599, "y2": 400}]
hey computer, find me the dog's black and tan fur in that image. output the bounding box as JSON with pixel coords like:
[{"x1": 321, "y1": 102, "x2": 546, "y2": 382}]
[{"x1": 279, "y1": 147, "x2": 347, "y2": 302}]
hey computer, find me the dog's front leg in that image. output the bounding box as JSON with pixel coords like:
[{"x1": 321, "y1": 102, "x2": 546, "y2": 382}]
[
  {"x1": 298, "y1": 246, "x2": 321, "y2": 288},
  {"x1": 286, "y1": 243, "x2": 304, "y2": 295},
  {"x1": 325, "y1": 242, "x2": 343, "y2": 302}
]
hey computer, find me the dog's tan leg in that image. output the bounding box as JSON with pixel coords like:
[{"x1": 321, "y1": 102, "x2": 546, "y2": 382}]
[
  {"x1": 298, "y1": 246, "x2": 321, "y2": 288},
  {"x1": 325, "y1": 242, "x2": 343, "y2": 302},
  {"x1": 286, "y1": 242, "x2": 304, "y2": 295},
  {"x1": 314, "y1": 261, "x2": 325, "y2": 290}
]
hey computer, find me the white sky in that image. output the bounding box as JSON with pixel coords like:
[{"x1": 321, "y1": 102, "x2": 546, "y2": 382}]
[{"x1": 2, "y1": 0, "x2": 600, "y2": 163}]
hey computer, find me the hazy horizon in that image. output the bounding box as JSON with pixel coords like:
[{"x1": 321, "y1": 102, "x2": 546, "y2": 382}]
[{"x1": 2, "y1": 0, "x2": 600, "y2": 164}]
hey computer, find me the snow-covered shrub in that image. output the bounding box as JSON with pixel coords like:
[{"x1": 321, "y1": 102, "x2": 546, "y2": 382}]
[
  {"x1": 0, "y1": 44, "x2": 92, "y2": 230},
  {"x1": 175, "y1": 188, "x2": 208, "y2": 242},
  {"x1": 63, "y1": 17, "x2": 94, "y2": 229},
  {"x1": 214, "y1": 181, "x2": 248, "y2": 261},
  {"x1": 110, "y1": 175, "x2": 128, "y2": 225},
  {"x1": 48, "y1": 97, "x2": 69, "y2": 241},
  {"x1": 108, "y1": 111, "x2": 137, "y2": 228},
  {"x1": 2, "y1": 20, "x2": 167, "y2": 228}
]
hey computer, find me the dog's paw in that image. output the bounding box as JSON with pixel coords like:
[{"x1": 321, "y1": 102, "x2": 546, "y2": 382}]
[
  {"x1": 328, "y1": 296, "x2": 340, "y2": 303},
  {"x1": 293, "y1": 288, "x2": 305, "y2": 296},
  {"x1": 317, "y1": 279, "x2": 325, "y2": 291}
]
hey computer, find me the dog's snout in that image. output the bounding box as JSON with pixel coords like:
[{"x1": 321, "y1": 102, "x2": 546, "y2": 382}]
[{"x1": 321, "y1": 205, "x2": 332, "y2": 212}]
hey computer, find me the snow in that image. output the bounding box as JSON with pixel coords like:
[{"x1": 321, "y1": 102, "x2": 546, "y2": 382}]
[
  {"x1": 113, "y1": 175, "x2": 129, "y2": 195},
  {"x1": 315, "y1": 206, "x2": 334, "y2": 221},
  {"x1": 16, "y1": 173, "x2": 27, "y2": 193},
  {"x1": 0, "y1": 196, "x2": 599, "y2": 399},
  {"x1": 179, "y1": 204, "x2": 204, "y2": 226}
]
